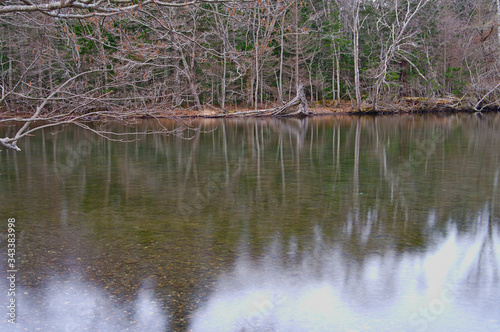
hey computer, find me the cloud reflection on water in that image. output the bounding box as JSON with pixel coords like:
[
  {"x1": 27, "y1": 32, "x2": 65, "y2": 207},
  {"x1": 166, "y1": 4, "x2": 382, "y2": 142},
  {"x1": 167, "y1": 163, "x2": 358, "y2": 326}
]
[
  {"x1": 2, "y1": 206, "x2": 499, "y2": 331},
  {"x1": 2, "y1": 277, "x2": 167, "y2": 332},
  {"x1": 191, "y1": 208, "x2": 500, "y2": 332}
]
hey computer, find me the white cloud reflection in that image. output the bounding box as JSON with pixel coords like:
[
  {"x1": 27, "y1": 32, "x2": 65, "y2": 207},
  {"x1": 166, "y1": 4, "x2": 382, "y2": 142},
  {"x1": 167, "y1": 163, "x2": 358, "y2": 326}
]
[
  {"x1": 1, "y1": 277, "x2": 167, "y2": 332},
  {"x1": 2, "y1": 207, "x2": 499, "y2": 332},
  {"x1": 191, "y1": 211, "x2": 500, "y2": 332}
]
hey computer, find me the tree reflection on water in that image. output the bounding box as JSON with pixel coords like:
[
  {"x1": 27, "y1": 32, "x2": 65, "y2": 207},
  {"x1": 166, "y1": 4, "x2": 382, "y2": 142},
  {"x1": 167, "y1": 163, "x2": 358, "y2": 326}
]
[{"x1": 1, "y1": 114, "x2": 499, "y2": 331}]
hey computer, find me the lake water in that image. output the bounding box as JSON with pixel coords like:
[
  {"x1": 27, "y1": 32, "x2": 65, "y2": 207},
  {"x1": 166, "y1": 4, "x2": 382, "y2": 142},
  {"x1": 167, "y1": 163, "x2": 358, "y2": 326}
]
[{"x1": 1, "y1": 114, "x2": 499, "y2": 331}]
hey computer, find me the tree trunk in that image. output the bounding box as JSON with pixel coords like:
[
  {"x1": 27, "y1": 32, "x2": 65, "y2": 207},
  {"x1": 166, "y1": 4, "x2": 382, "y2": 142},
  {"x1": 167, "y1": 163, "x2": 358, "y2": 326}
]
[
  {"x1": 189, "y1": 80, "x2": 202, "y2": 110},
  {"x1": 279, "y1": 14, "x2": 285, "y2": 104},
  {"x1": 332, "y1": 41, "x2": 336, "y2": 103},
  {"x1": 221, "y1": 48, "x2": 226, "y2": 110},
  {"x1": 497, "y1": 0, "x2": 500, "y2": 54},
  {"x1": 336, "y1": 44, "x2": 341, "y2": 103},
  {"x1": 353, "y1": 1, "x2": 362, "y2": 110},
  {"x1": 295, "y1": 2, "x2": 300, "y2": 90}
]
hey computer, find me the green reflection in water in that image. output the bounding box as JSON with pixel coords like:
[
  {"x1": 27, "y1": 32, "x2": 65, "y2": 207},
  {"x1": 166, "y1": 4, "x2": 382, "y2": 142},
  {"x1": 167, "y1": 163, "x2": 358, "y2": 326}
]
[{"x1": 0, "y1": 113, "x2": 499, "y2": 330}]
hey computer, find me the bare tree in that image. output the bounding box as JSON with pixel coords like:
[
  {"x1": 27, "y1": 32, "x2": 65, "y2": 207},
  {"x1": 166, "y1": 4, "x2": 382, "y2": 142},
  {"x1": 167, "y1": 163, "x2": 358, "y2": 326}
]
[
  {"x1": 341, "y1": 0, "x2": 363, "y2": 110},
  {"x1": 371, "y1": 0, "x2": 431, "y2": 111},
  {"x1": 2, "y1": 0, "x2": 500, "y2": 153}
]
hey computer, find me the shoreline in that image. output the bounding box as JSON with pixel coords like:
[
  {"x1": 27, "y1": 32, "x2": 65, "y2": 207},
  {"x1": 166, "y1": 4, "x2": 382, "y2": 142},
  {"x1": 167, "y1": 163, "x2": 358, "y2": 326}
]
[
  {"x1": 1, "y1": 98, "x2": 499, "y2": 121},
  {"x1": 138, "y1": 97, "x2": 500, "y2": 118},
  {"x1": 158, "y1": 104, "x2": 500, "y2": 119}
]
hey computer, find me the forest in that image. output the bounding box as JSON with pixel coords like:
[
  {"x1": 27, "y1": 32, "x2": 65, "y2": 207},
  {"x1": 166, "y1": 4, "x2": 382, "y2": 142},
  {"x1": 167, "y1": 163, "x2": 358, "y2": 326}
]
[{"x1": 1, "y1": 0, "x2": 499, "y2": 121}]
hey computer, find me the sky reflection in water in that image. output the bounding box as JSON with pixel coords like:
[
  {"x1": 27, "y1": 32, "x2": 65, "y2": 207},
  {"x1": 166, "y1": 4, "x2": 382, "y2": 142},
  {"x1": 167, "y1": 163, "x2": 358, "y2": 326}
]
[
  {"x1": 2, "y1": 114, "x2": 500, "y2": 331},
  {"x1": 3, "y1": 205, "x2": 499, "y2": 331},
  {"x1": 191, "y1": 205, "x2": 500, "y2": 332},
  {"x1": 2, "y1": 277, "x2": 167, "y2": 331}
]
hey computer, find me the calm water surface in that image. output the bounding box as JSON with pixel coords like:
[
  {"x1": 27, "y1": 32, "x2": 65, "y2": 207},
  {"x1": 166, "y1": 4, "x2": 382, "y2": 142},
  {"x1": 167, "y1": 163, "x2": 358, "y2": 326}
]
[{"x1": 1, "y1": 114, "x2": 499, "y2": 331}]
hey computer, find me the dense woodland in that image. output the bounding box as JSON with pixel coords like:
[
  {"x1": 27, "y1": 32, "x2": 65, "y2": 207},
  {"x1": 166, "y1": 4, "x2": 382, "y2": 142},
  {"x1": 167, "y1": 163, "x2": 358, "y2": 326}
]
[{"x1": 1, "y1": 0, "x2": 499, "y2": 116}]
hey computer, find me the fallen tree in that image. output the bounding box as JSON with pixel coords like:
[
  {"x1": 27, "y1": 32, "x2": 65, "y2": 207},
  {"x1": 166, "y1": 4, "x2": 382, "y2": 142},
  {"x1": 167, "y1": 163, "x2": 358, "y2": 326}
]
[
  {"x1": 212, "y1": 84, "x2": 309, "y2": 118},
  {"x1": 0, "y1": 70, "x2": 185, "y2": 152}
]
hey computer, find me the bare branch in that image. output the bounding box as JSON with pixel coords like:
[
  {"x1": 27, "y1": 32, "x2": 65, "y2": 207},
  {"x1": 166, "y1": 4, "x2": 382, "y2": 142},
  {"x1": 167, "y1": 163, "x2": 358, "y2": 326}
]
[
  {"x1": 474, "y1": 82, "x2": 500, "y2": 111},
  {"x1": 0, "y1": 0, "x2": 246, "y2": 16}
]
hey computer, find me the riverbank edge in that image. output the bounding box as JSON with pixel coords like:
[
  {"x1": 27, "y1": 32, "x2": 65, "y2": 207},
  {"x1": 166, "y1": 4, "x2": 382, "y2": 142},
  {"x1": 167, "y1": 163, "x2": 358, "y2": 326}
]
[
  {"x1": 1, "y1": 99, "x2": 499, "y2": 120},
  {"x1": 148, "y1": 97, "x2": 500, "y2": 118},
  {"x1": 159, "y1": 104, "x2": 500, "y2": 118}
]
